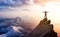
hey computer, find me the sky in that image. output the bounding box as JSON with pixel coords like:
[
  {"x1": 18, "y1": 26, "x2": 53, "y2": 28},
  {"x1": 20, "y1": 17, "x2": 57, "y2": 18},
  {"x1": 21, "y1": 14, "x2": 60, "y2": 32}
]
[{"x1": 0, "y1": 0, "x2": 60, "y2": 37}]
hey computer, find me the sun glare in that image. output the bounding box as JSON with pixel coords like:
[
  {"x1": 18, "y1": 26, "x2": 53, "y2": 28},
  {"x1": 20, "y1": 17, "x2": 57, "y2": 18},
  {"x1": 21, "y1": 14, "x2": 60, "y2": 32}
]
[
  {"x1": 44, "y1": 2, "x2": 60, "y2": 23},
  {"x1": 43, "y1": 2, "x2": 60, "y2": 33}
]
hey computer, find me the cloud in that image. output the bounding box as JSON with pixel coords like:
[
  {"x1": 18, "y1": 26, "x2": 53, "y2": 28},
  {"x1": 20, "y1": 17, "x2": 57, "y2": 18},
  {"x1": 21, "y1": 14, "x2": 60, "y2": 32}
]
[{"x1": 0, "y1": 0, "x2": 32, "y2": 9}]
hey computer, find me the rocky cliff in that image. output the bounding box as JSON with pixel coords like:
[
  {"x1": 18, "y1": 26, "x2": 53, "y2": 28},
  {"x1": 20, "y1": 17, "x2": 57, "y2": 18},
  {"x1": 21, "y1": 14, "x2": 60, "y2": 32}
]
[{"x1": 25, "y1": 18, "x2": 57, "y2": 37}]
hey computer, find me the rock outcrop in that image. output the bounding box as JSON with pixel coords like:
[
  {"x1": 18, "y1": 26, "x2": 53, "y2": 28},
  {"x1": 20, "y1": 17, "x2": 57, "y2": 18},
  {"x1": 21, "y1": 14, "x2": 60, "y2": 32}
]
[{"x1": 25, "y1": 18, "x2": 57, "y2": 37}]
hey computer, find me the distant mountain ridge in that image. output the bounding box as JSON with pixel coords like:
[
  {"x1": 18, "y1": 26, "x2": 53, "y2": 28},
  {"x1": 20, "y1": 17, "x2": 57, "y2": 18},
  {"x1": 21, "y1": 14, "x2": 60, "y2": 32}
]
[{"x1": 0, "y1": 17, "x2": 29, "y2": 37}]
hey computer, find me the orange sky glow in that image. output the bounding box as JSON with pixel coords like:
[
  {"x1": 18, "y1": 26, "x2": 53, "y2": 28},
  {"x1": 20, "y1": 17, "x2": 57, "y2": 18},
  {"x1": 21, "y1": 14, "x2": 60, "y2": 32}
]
[
  {"x1": 34, "y1": 0, "x2": 60, "y2": 37},
  {"x1": 0, "y1": 0, "x2": 60, "y2": 37}
]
